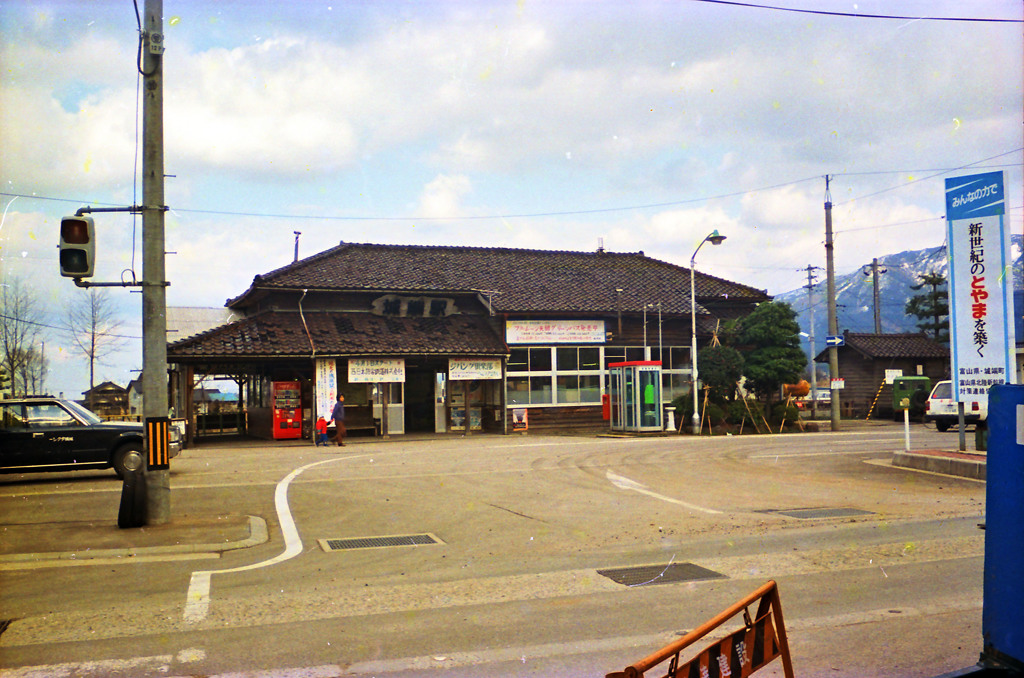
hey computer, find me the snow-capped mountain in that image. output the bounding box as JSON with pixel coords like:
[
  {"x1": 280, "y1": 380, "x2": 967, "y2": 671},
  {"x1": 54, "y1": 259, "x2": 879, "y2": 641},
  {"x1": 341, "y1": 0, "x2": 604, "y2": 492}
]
[{"x1": 776, "y1": 234, "x2": 1023, "y2": 352}]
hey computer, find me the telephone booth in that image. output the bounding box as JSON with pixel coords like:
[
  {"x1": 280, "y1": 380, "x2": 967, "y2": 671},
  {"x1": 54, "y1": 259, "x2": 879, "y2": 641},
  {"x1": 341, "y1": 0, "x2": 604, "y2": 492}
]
[{"x1": 608, "y1": 361, "x2": 663, "y2": 432}]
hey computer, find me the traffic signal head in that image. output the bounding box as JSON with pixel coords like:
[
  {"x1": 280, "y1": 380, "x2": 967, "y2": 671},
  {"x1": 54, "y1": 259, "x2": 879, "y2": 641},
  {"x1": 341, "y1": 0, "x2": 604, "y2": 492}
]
[{"x1": 59, "y1": 216, "x2": 95, "y2": 278}]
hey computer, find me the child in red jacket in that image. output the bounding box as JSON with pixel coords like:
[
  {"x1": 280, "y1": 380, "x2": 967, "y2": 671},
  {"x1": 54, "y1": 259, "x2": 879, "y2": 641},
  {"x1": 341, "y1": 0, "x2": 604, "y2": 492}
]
[{"x1": 315, "y1": 416, "x2": 329, "y2": 446}]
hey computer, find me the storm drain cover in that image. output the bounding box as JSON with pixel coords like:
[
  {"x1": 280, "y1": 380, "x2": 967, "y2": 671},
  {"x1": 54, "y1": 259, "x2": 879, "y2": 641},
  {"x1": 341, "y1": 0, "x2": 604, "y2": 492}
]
[
  {"x1": 318, "y1": 533, "x2": 443, "y2": 552},
  {"x1": 597, "y1": 563, "x2": 726, "y2": 587},
  {"x1": 766, "y1": 507, "x2": 875, "y2": 520}
]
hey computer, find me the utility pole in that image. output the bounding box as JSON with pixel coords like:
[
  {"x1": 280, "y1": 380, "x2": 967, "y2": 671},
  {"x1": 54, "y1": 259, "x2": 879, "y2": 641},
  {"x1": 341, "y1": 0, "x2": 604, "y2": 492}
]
[
  {"x1": 824, "y1": 176, "x2": 841, "y2": 431},
  {"x1": 862, "y1": 258, "x2": 887, "y2": 334},
  {"x1": 142, "y1": 0, "x2": 170, "y2": 524},
  {"x1": 803, "y1": 265, "x2": 821, "y2": 420}
]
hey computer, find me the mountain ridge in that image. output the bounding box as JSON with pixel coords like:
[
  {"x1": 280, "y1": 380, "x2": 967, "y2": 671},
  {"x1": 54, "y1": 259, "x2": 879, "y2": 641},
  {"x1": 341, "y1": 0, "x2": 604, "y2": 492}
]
[{"x1": 775, "y1": 234, "x2": 1023, "y2": 352}]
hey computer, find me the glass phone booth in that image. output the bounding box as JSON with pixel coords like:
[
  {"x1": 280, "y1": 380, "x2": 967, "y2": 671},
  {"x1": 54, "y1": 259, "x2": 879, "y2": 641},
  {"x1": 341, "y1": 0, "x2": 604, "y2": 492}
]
[{"x1": 608, "y1": 361, "x2": 663, "y2": 432}]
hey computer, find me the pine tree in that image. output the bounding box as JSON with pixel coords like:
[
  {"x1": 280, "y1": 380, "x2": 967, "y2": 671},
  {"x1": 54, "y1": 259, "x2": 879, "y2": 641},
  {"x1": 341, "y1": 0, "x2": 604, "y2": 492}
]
[{"x1": 905, "y1": 271, "x2": 949, "y2": 345}]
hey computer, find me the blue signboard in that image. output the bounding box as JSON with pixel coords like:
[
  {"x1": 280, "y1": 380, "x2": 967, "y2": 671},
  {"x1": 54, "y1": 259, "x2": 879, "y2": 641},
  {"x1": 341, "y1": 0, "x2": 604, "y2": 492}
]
[
  {"x1": 945, "y1": 171, "x2": 1005, "y2": 221},
  {"x1": 944, "y1": 171, "x2": 1016, "y2": 402}
]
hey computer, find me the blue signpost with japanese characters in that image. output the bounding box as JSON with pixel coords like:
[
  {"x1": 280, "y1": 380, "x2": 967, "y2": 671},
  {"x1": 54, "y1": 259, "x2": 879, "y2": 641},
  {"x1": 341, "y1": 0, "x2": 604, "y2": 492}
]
[{"x1": 944, "y1": 171, "x2": 1017, "y2": 408}]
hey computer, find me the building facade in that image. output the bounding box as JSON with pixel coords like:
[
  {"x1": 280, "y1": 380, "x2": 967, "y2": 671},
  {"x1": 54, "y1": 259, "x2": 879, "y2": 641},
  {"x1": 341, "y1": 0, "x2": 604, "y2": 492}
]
[{"x1": 167, "y1": 242, "x2": 769, "y2": 441}]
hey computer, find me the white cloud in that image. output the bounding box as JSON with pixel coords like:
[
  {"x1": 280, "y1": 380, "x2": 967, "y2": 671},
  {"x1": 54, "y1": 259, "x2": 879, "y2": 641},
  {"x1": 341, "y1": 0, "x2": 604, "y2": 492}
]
[{"x1": 416, "y1": 175, "x2": 472, "y2": 219}]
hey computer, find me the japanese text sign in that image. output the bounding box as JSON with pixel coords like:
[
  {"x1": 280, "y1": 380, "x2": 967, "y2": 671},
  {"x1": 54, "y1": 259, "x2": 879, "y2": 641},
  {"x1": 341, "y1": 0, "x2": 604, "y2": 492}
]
[
  {"x1": 348, "y1": 358, "x2": 406, "y2": 383},
  {"x1": 945, "y1": 171, "x2": 1016, "y2": 402},
  {"x1": 505, "y1": 319, "x2": 605, "y2": 344}
]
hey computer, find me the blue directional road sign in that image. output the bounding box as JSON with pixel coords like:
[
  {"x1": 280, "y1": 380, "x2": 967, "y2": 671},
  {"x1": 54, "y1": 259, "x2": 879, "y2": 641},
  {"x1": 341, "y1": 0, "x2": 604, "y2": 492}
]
[{"x1": 826, "y1": 335, "x2": 845, "y2": 348}]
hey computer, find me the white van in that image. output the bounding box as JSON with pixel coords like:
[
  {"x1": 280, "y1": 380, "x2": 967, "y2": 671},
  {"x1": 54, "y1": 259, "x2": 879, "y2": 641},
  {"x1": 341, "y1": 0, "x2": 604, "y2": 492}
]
[{"x1": 923, "y1": 380, "x2": 987, "y2": 432}]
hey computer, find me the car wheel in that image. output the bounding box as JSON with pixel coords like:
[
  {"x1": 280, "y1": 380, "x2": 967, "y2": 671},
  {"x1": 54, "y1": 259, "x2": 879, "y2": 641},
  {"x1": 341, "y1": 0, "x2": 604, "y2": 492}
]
[
  {"x1": 113, "y1": 444, "x2": 145, "y2": 478},
  {"x1": 936, "y1": 421, "x2": 950, "y2": 433}
]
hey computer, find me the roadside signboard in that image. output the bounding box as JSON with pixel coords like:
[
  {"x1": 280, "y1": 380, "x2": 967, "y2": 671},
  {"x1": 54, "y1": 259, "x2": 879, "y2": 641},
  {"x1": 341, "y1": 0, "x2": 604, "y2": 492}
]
[
  {"x1": 825, "y1": 335, "x2": 844, "y2": 348},
  {"x1": 945, "y1": 171, "x2": 1017, "y2": 404}
]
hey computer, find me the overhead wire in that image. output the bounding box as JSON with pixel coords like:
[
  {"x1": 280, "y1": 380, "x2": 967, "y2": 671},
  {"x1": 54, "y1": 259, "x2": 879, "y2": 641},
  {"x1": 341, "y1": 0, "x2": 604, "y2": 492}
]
[{"x1": 688, "y1": 0, "x2": 1023, "y2": 23}]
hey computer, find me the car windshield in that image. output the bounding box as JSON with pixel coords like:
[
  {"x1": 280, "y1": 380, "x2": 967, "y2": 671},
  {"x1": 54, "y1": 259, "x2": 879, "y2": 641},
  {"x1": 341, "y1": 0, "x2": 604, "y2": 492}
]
[
  {"x1": 930, "y1": 382, "x2": 952, "y2": 399},
  {"x1": 62, "y1": 400, "x2": 103, "y2": 425}
]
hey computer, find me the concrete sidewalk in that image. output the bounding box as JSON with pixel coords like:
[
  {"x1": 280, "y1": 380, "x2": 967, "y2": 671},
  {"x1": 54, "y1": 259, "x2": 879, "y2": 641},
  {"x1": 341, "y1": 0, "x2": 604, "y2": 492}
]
[{"x1": 0, "y1": 514, "x2": 267, "y2": 567}]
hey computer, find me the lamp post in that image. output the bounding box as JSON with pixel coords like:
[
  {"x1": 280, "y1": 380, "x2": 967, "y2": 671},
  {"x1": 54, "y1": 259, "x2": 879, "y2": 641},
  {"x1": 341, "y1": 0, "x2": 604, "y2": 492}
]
[{"x1": 690, "y1": 229, "x2": 727, "y2": 435}]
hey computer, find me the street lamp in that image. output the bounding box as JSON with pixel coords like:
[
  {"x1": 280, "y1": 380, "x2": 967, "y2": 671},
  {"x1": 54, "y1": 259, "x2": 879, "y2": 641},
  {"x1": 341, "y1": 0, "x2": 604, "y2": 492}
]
[{"x1": 690, "y1": 229, "x2": 727, "y2": 435}]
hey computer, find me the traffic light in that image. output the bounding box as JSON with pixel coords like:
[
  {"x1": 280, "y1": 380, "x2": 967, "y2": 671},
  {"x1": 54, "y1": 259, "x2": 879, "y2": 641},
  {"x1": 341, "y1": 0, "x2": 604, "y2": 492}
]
[{"x1": 59, "y1": 215, "x2": 95, "y2": 278}]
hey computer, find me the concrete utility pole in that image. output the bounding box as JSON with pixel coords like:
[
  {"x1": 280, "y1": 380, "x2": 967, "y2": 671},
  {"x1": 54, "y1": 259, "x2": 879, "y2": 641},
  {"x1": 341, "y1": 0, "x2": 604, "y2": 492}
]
[
  {"x1": 862, "y1": 258, "x2": 887, "y2": 334},
  {"x1": 804, "y1": 265, "x2": 820, "y2": 420},
  {"x1": 142, "y1": 0, "x2": 170, "y2": 524},
  {"x1": 824, "y1": 176, "x2": 841, "y2": 432}
]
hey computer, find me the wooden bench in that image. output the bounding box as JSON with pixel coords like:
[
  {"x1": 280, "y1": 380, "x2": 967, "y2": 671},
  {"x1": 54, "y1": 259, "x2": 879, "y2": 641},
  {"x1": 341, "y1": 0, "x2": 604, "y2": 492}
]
[{"x1": 329, "y1": 406, "x2": 379, "y2": 437}]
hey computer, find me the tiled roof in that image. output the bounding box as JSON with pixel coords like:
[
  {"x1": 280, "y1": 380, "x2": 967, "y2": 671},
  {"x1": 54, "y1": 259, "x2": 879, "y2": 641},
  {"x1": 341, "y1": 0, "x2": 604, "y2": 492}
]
[
  {"x1": 226, "y1": 242, "x2": 768, "y2": 314},
  {"x1": 840, "y1": 332, "x2": 949, "y2": 359},
  {"x1": 167, "y1": 306, "x2": 242, "y2": 342},
  {"x1": 168, "y1": 310, "x2": 507, "y2": 360}
]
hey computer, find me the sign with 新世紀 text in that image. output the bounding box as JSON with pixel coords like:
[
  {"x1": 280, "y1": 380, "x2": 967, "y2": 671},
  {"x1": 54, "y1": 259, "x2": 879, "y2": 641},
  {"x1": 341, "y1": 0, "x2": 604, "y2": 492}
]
[{"x1": 945, "y1": 171, "x2": 1016, "y2": 403}]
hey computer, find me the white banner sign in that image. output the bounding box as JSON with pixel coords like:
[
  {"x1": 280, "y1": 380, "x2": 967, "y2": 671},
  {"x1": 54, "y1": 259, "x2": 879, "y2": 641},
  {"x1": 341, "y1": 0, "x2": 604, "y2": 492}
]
[
  {"x1": 348, "y1": 358, "x2": 406, "y2": 383},
  {"x1": 315, "y1": 359, "x2": 337, "y2": 419},
  {"x1": 945, "y1": 171, "x2": 1016, "y2": 403},
  {"x1": 505, "y1": 319, "x2": 605, "y2": 344},
  {"x1": 449, "y1": 358, "x2": 502, "y2": 380}
]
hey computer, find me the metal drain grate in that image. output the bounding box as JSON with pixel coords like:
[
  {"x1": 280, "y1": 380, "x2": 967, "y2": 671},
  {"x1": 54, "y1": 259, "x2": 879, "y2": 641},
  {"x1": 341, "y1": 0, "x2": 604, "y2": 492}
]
[
  {"x1": 319, "y1": 533, "x2": 443, "y2": 552},
  {"x1": 766, "y1": 507, "x2": 875, "y2": 520},
  {"x1": 597, "y1": 562, "x2": 726, "y2": 587}
]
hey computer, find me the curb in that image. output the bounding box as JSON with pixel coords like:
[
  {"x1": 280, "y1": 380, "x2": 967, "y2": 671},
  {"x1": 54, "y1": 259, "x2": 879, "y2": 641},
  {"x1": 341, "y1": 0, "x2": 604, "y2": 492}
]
[
  {"x1": 892, "y1": 451, "x2": 987, "y2": 481},
  {"x1": 0, "y1": 515, "x2": 268, "y2": 564}
]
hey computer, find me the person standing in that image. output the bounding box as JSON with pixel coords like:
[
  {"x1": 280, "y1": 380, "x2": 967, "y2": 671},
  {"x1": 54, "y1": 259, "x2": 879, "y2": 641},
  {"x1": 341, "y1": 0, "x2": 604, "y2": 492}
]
[{"x1": 330, "y1": 393, "x2": 346, "y2": 446}]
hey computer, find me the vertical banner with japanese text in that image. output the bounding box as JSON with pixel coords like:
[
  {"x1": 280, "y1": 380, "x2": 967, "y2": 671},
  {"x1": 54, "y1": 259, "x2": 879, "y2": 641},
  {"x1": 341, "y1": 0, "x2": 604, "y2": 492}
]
[
  {"x1": 315, "y1": 358, "x2": 338, "y2": 421},
  {"x1": 945, "y1": 171, "x2": 1017, "y2": 404}
]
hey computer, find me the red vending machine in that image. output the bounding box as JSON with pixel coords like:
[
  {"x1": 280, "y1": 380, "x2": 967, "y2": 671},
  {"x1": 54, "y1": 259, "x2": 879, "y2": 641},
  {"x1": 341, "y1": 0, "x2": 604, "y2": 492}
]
[{"x1": 271, "y1": 381, "x2": 302, "y2": 439}]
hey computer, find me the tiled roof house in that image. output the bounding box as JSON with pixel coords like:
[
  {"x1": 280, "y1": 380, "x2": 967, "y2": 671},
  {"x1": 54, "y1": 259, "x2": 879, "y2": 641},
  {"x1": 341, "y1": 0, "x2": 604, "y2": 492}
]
[
  {"x1": 815, "y1": 330, "x2": 949, "y2": 419},
  {"x1": 168, "y1": 242, "x2": 769, "y2": 438}
]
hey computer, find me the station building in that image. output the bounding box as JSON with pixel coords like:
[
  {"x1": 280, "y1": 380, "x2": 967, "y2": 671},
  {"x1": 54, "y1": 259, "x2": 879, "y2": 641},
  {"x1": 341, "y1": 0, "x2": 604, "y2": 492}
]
[{"x1": 166, "y1": 242, "x2": 770, "y2": 442}]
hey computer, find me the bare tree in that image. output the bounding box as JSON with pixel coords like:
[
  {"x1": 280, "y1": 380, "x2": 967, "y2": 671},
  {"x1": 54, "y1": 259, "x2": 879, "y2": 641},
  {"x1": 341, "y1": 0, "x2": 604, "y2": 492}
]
[
  {"x1": 64, "y1": 288, "x2": 126, "y2": 409},
  {"x1": 0, "y1": 277, "x2": 44, "y2": 397},
  {"x1": 17, "y1": 345, "x2": 49, "y2": 395}
]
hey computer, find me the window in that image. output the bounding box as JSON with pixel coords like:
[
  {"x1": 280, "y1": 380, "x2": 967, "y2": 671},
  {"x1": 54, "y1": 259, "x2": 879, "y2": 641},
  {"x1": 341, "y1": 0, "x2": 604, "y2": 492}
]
[
  {"x1": 529, "y1": 376, "x2": 552, "y2": 404},
  {"x1": 554, "y1": 347, "x2": 602, "y2": 404},
  {"x1": 0, "y1": 403, "x2": 25, "y2": 430},
  {"x1": 507, "y1": 377, "x2": 529, "y2": 405},
  {"x1": 25, "y1": 403, "x2": 79, "y2": 428},
  {"x1": 657, "y1": 346, "x2": 689, "y2": 370},
  {"x1": 556, "y1": 374, "x2": 601, "y2": 403}
]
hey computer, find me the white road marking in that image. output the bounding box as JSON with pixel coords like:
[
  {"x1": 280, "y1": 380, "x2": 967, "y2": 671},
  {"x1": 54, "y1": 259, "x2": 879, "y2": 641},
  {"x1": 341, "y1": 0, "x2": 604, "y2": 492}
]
[
  {"x1": 606, "y1": 470, "x2": 721, "y2": 514},
  {"x1": 184, "y1": 453, "x2": 373, "y2": 624}
]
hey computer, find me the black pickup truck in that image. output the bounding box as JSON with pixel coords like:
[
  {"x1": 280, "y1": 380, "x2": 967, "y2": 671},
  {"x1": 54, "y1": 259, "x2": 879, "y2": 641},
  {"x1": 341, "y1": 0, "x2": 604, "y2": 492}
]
[{"x1": 0, "y1": 396, "x2": 179, "y2": 477}]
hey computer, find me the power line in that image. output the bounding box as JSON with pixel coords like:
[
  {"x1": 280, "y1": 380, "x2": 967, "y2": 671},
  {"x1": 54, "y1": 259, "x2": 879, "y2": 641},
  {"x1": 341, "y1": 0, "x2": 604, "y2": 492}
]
[
  {"x1": 5, "y1": 175, "x2": 823, "y2": 222},
  {"x1": 833, "y1": 148, "x2": 1024, "y2": 207},
  {"x1": 689, "y1": 0, "x2": 1023, "y2": 23},
  {"x1": 3, "y1": 152, "x2": 1020, "y2": 225}
]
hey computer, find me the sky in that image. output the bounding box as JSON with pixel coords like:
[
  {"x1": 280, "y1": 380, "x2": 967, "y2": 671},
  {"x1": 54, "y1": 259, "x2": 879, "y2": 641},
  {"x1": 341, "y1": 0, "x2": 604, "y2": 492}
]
[{"x1": 1, "y1": 0, "x2": 1021, "y2": 398}]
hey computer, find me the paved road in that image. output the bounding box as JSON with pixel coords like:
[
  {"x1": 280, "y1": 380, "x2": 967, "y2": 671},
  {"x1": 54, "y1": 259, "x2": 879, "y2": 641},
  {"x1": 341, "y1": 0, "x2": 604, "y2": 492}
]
[{"x1": 0, "y1": 424, "x2": 987, "y2": 676}]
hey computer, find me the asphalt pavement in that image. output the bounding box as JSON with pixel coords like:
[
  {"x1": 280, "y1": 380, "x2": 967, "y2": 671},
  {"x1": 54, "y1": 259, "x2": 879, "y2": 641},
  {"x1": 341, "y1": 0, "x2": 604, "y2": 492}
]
[{"x1": 0, "y1": 420, "x2": 985, "y2": 568}]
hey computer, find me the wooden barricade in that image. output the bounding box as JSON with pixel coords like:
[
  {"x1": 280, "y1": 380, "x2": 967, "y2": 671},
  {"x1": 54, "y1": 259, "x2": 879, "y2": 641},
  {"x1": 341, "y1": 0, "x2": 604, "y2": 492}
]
[{"x1": 607, "y1": 580, "x2": 794, "y2": 678}]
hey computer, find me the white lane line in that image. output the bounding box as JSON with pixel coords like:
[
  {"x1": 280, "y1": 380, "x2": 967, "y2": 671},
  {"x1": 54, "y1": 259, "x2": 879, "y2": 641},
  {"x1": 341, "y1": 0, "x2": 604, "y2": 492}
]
[
  {"x1": 184, "y1": 453, "x2": 372, "y2": 624},
  {"x1": 606, "y1": 470, "x2": 722, "y2": 514}
]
